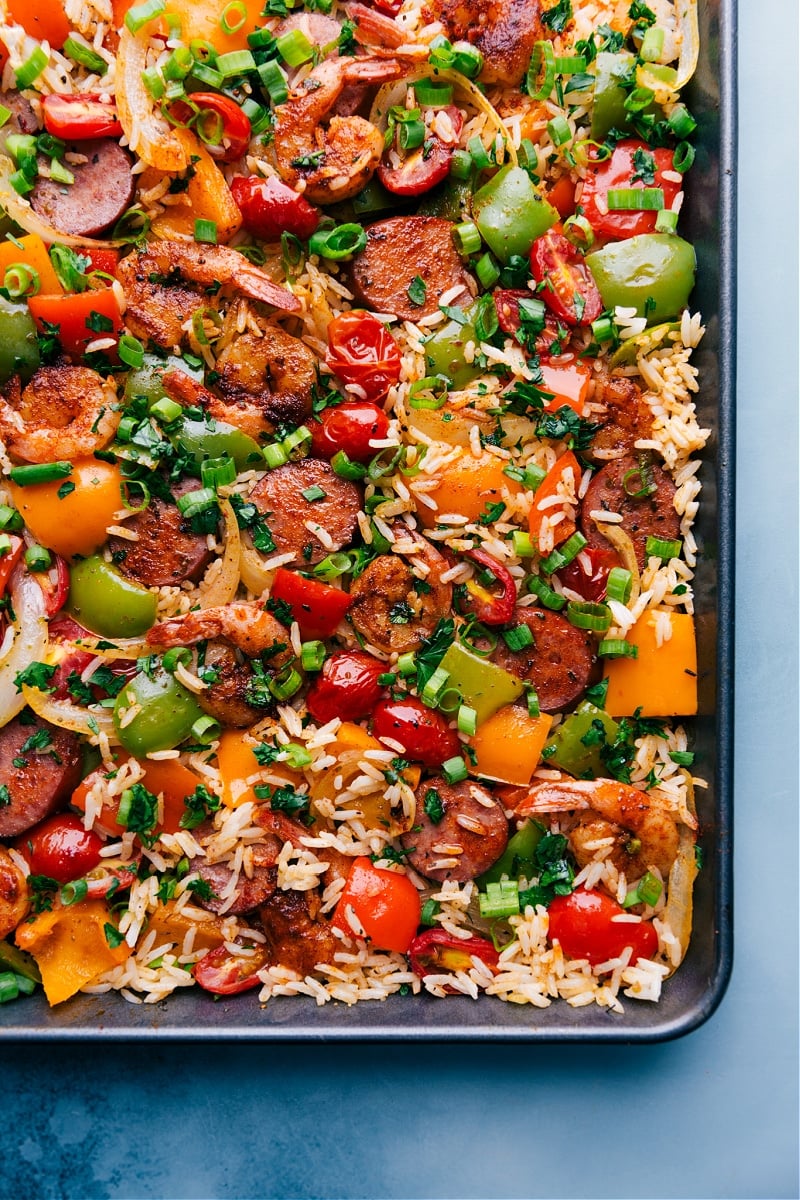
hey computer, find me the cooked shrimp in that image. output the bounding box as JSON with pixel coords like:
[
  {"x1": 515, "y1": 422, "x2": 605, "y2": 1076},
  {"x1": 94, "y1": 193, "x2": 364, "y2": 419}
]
[
  {"x1": 147, "y1": 603, "x2": 293, "y2": 661},
  {"x1": 274, "y1": 57, "x2": 403, "y2": 204},
  {"x1": 0, "y1": 846, "x2": 28, "y2": 939},
  {"x1": 0, "y1": 365, "x2": 119, "y2": 464},
  {"x1": 344, "y1": 3, "x2": 429, "y2": 53},
  {"x1": 116, "y1": 240, "x2": 300, "y2": 349},
  {"x1": 514, "y1": 777, "x2": 695, "y2": 879}
]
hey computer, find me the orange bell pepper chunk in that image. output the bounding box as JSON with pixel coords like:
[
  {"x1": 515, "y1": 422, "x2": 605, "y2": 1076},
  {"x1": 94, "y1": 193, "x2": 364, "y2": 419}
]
[
  {"x1": 15, "y1": 900, "x2": 131, "y2": 1006},
  {"x1": 0, "y1": 234, "x2": 64, "y2": 297},
  {"x1": 8, "y1": 459, "x2": 125, "y2": 561},
  {"x1": 418, "y1": 454, "x2": 521, "y2": 529},
  {"x1": 471, "y1": 705, "x2": 553, "y2": 786},
  {"x1": 604, "y1": 612, "x2": 698, "y2": 717},
  {"x1": 7, "y1": 0, "x2": 70, "y2": 48},
  {"x1": 217, "y1": 729, "x2": 301, "y2": 808},
  {"x1": 540, "y1": 358, "x2": 592, "y2": 414},
  {"x1": 71, "y1": 755, "x2": 203, "y2": 835},
  {"x1": 28, "y1": 288, "x2": 124, "y2": 360}
]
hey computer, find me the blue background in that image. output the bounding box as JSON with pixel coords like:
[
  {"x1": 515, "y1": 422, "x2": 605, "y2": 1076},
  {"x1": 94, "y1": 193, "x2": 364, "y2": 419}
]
[{"x1": 2, "y1": 2, "x2": 797, "y2": 1196}]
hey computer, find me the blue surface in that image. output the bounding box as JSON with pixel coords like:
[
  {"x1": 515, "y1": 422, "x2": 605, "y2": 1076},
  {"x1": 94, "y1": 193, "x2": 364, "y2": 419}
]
[{"x1": 1, "y1": 2, "x2": 798, "y2": 1196}]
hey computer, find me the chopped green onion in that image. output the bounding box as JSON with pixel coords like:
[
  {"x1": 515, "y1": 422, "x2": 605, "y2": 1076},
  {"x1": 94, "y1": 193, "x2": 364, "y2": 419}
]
[
  {"x1": 191, "y1": 714, "x2": 221, "y2": 743},
  {"x1": 605, "y1": 567, "x2": 632, "y2": 604},
  {"x1": 377, "y1": 672, "x2": 396, "y2": 687},
  {"x1": 0, "y1": 973, "x2": 20, "y2": 1004},
  {"x1": 526, "y1": 686, "x2": 540, "y2": 718},
  {"x1": 331, "y1": 451, "x2": 367, "y2": 481},
  {"x1": 598, "y1": 638, "x2": 638, "y2": 658},
  {"x1": 467, "y1": 134, "x2": 492, "y2": 170},
  {"x1": 397, "y1": 118, "x2": 425, "y2": 151},
  {"x1": 3, "y1": 263, "x2": 40, "y2": 299},
  {"x1": 281, "y1": 425, "x2": 312, "y2": 459},
  {"x1": 547, "y1": 115, "x2": 572, "y2": 147},
  {"x1": 396, "y1": 652, "x2": 417, "y2": 678},
  {"x1": 23, "y1": 544, "x2": 52, "y2": 573},
  {"x1": 0, "y1": 534, "x2": 12, "y2": 557},
  {"x1": 301, "y1": 484, "x2": 326, "y2": 503},
  {"x1": 0, "y1": 506, "x2": 23, "y2": 532},
  {"x1": 623, "y1": 870, "x2": 663, "y2": 908},
  {"x1": 563, "y1": 213, "x2": 594, "y2": 250},
  {"x1": 194, "y1": 219, "x2": 218, "y2": 245},
  {"x1": 672, "y1": 142, "x2": 695, "y2": 173},
  {"x1": 309, "y1": 223, "x2": 367, "y2": 260},
  {"x1": 475, "y1": 251, "x2": 500, "y2": 290},
  {"x1": 9, "y1": 170, "x2": 34, "y2": 197},
  {"x1": 120, "y1": 479, "x2": 151, "y2": 513},
  {"x1": 526, "y1": 574, "x2": 566, "y2": 610},
  {"x1": 408, "y1": 375, "x2": 448, "y2": 411},
  {"x1": 645, "y1": 536, "x2": 682, "y2": 561},
  {"x1": 456, "y1": 704, "x2": 477, "y2": 737},
  {"x1": 117, "y1": 334, "x2": 145, "y2": 370},
  {"x1": 125, "y1": 0, "x2": 165, "y2": 33},
  {"x1": 639, "y1": 25, "x2": 664, "y2": 62},
  {"x1": 164, "y1": 45, "x2": 194, "y2": 81},
  {"x1": 517, "y1": 138, "x2": 538, "y2": 171},
  {"x1": 420, "y1": 898, "x2": 440, "y2": 926},
  {"x1": 450, "y1": 41, "x2": 483, "y2": 78},
  {"x1": 216, "y1": 49, "x2": 256, "y2": 77},
  {"x1": 259, "y1": 60, "x2": 288, "y2": 105},
  {"x1": 201, "y1": 455, "x2": 237, "y2": 490},
  {"x1": 313, "y1": 552, "x2": 352, "y2": 581},
  {"x1": 453, "y1": 220, "x2": 482, "y2": 256},
  {"x1": 240, "y1": 98, "x2": 272, "y2": 135},
  {"x1": 554, "y1": 55, "x2": 587, "y2": 74},
  {"x1": 141, "y1": 67, "x2": 166, "y2": 99},
  {"x1": 526, "y1": 39, "x2": 556, "y2": 100},
  {"x1": 189, "y1": 38, "x2": 218, "y2": 63},
  {"x1": 667, "y1": 104, "x2": 697, "y2": 139},
  {"x1": 591, "y1": 314, "x2": 617, "y2": 343},
  {"x1": 623, "y1": 463, "x2": 656, "y2": 498},
  {"x1": 511, "y1": 531, "x2": 535, "y2": 558},
  {"x1": 540, "y1": 531, "x2": 587, "y2": 574},
  {"x1": 421, "y1": 665, "x2": 450, "y2": 707},
  {"x1": 655, "y1": 208, "x2": 679, "y2": 234},
  {"x1": 63, "y1": 37, "x2": 108, "y2": 75},
  {"x1": 566, "y1": 600, "x2": 612, "y2": 632},
  {"x1": 50, "y1": 158, "x2": 75, "y2": 186},
  {"x1": 0, "y1": 106, "x2": 11, "y2": 129},
  {"x1": 414, "y1": 79, "x2": 454, "y2": 107},
  {"x1": 284, "y1": 743, "x2": 312, "y2": 769},
  {"x1": 502, "y1": 623, "x2": 534, "y2": 651},
  {"x1": 449, "y1": 149, "x2": 473, "y2": 180},
  {"x1": 9, "y1": 462, "x2": 72, "y2": 487},
  {"x1": 624, "y1": 85, "x2": 655, "y2": 113},
  {"x1": 15, "y1": 47, "x2": 49, "y2": 89},
  {"x1": 150, "y1": 397, "x2": 183, "y2": 425},
  {"x1": 301, "y1": 641, "x2": 327, "y2": 671},
  {"x1": 6, "y1": 133, "x2": 36, "y2": 164},
  {"x1": 176, "y1": 487, "x2": 217, "y2": 519},
  {"x1": 269, "y1": 666, "x2": 303, "y2": 701},
  {"x1": 263, "y1": 442, "x2": 289, "y2": 469},
  {"x1": 479, "y1": 879, "x2": 520, "y2": 919},
  {"x1": 189, "y1": 63, "x2": 224, "y2": 90},
  {"x1": 442, "y1": 755, "x2": 468, "y2": 784},
  {"x1": 606, "y1": 188, "x2": 664, "y2": 211},
  {"x1": 220, "y1": 0, "x2": 247, "y2": 33},
  {"x1": 162, "y1": 647, "x2": 192, "y2": 674},
  {"x1": 276, "y1": 29, "x2": 314, "y2": 67},
  {"x1": 437, "y1": 687, "x2": 463, "y2": 716}
]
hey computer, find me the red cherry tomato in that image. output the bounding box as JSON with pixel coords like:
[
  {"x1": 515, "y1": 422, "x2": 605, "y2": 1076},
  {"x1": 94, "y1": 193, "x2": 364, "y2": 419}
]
[
  {"x1": 409, "y1": 929, "x2": 499, "y2": 990},
  {"x1": 270, "y1": 567, "x2": 352, "y2": 640},
  {"x1": 326, "y1": 311, "x2": 402, "y2": 403},
  {"x1": 464, "y1": 548, "x2": 517, "y2": 626},
  {"x1": 530, "y1": 228, "x2": 603, "y2": 327},
  {"x1": 16, "y1": 813, "x2": 103, "y2": 884},
  {"x1": 557, "y1": 547, "x2": 619, "y2": 602},
  {"x1": 193, "y1": 942, "x2": 269, "y2": 995},
  {"x1": 0, "y1": 535, "x2": 24, "y2": 599},
  {"x1": 230, "y1": 175, "x2": 321, "y2": 242},
  {"x1": 580, "y1": 139, "x2": 682, "y2": 241},
  {"x1": 306, "y1": 650, "x2": 386, "y2": 724},
  {"x1": 310, "y1": 401, "x2": 390, "y2": 463},
  {"x1": 332, "y1": 856, "x2": 421, "y2": 953},
  {"x1": 37, "y1": 553, "x2": 70, "y2": 617},
  {"x1": 372, "y1": 696, "x2": 460, "y2": 768},
  {"x1": 42, "y1": 94, "x2": 123, "y2": 140},
  {"x1": 547, "y1": 888, "x2": 659, "y2": 966},
  {"x1": 494, "y1": 288, "x2": 532, "y2": 335},
  {"x1": 168, "y1": 93, "x2": 251, "y2": 163},
  {"x1": 378, "y1": 107, "x2": 463, "y2": 197}
]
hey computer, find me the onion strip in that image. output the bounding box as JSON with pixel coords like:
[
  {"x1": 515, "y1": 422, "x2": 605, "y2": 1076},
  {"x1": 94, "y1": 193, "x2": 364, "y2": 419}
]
[
  {"x1": 21, "y1": 685, "x2": 117, "y2": 742},
  {"x1": 0, "y1": 567, "x2": 48, "y2": 729},
  {"x1": 199, "y1": 498, "x2": 241, "y2": 608},
  {"x1": 674, "y1": 0, "x2": 700, "y2": 90},
  {"x1": 662, "y1": 769, "x2": 698, "y2": 970},
  {"x1": 238, "y1": 533, "x2": 275, "y2": 599},
  {"x1": 117, "y1": 27, "x2": 191, "y2": 173},
  {"x1": 591, "y1": 517, "x2": 641, "y2": 606}
]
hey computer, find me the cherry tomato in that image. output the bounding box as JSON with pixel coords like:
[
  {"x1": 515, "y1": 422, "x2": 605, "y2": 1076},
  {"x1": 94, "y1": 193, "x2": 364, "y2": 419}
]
[
  {"x1": 580, "y1": 139, "x2": 682, "y2": 241},
  {"x1": 194, "y1": 942, "x2": 269, "y2": 995},
  {"x1": 270, "y1": 567, "x2": 352, "y2": 640},
  {"x1": 306, "y1": 650, "x2": 386, "y2": 724},
  {"x1": 42, "y1": 94, "x2": 123, "y2": 140},
  {"x1": 409, "y1": 929, "x2": 499, "y2": 989},
  {"x1": 37, "y1": 553, "x2": 70, "y2": 617},
  {"x1": 169, "y1": 93, "x2": 251, "y2": 163},
  {"x1": 310, "y1": 401, "x2": 390, "y2": 463},
  {"x1": 378, "y1": 108, "x2": 463, "y2": 197},
  {"x1": 326, "y1": 311, "x2": 402, "y2": 403},
  {"x1": 557, "y1": 547, "x2": 619, "y2": 602},
  {"x1": 371, "y1": 0, "x2": 402, "y2": 13},
  {"x1": 494, "y1": 288, "x2": 532, "y2": 335},
  {"x1": 28, "y1": 288, "x2": 123, "y2": 360},
  {"x1": 372, "y1": 696, "x2": 460, "y2": 768},
  {"x1": 84, "y1": 863, "x2": 138, "y2": 899},
  {"x1": 230, "y1": 175, "x2": 321, "y2": 242},
  {"x1": 464, "y1": 548, "x2": 517, "y2": 626},
  {"x1": 530, "y1": 228, "x2": 603, "y2": 327},
  {"x1": 547, "y1": 888, "x2": 659, "y2": 966},
  {"x1": 332, "y1": 856, "x2": 421, "y2": 953},
  {"x1": 17, "y1": 813, "x2": 103, "y2": 884},
  {"x1": 0, "y1": 535, "x2": 24, "y2": 599}
]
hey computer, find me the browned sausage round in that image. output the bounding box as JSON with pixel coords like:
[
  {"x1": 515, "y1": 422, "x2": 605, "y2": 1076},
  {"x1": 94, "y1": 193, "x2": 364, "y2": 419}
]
[
  {"x1": 259, "y1": 888, "x2": 338, "y2": 974},
  {"x1": 349, "y1": 527, "x2": 452, "y2": 654},
  {"x1": 31, "y1": 139, "x2": 135, "y2": 238},
  {"x1": 0, "y1": 90, "x2": 38, "y2": 138},
  {"x1": 579, "y1": 454, "x2": 680, "y2": 570},
  {"x1": 249, "y1": 457, "x2": 361, "y2": 566},
  {"x1": 189, "y1": 835, "x2": 280, "y2": 915},
  {"x1": 402, "y1": 777, "x2": 508, "y2": 882},
  {"x1": 350, "y1": 217, "x2": 474, "y2": 320},
  {"x1": 492, "y1": 606, "x2": 595, "y2": 713},
  {"x1": 108, "y1": 480, "x2": 215, "y2": 588},
  {"x1": 0, "y1": 717, "x2": 82, "y2": 837},
  {"x1": 586, "y1": 374, "x2": 653, "y2": 464},
  {"x1": 0, "y1": 847, "x2": 28, "y2": 940}
]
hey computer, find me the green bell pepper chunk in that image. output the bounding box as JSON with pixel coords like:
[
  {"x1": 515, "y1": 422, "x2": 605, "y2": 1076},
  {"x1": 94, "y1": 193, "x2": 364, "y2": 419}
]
[
  {"x1": 417, "y1": 177, "x2": 473, "y2": 223},
  {"x1": 124, "y1": 352, "x2": 203, "y2": 406},
  {"x1": 472, "y1": 166, "x2": 558, "y2": 263},
  {"x1": 424, "y1": 303, "x2": 483, "y2": 389},
  {"x1": 113, "y1": 666, "x2": 204, "y2": 755},
  {"x1": 477, "y1": 819, "x2": 544, "y2": 887},
  {"x1": 438, "y1": 641, "x2": 524, "y2": 724},
  {"x1": 0, "y1": 295, "x2": 40, "y2": 386},
  {"x1": 352, "y1": 178, "x2": 396, "y2": 216},
  {"x1": 610, "y1": 320, "x2": 681, "y2": 367},
  {"x1": 586, "y1": 234, "x2": 696, "y2": 323},
  {"x1": 543, "y1": 701, "x2": 619, "y2": 778},
  {"x1": 0, "y1": 939, "x2": 41, "y2": 985},
  {"x1": 68, "y1": 555, "x2": 157, "y2": 638},
  {"x1": 590, "y1": 52, "x2": 660, "y2": 141},
  {"x1": 176, "y1": 415, "x2": 264, "y2": 473}
]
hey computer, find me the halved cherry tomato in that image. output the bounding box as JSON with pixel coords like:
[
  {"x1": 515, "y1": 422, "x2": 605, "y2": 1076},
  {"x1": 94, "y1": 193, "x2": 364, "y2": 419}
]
[
  {"x1": 168, "y1": 93, "x2": 251, "y2": 163},
  {"x1": 310, "y1": 401, "x2": 390, "y2": 463},
  {"x1": 494, "y1": 288, "x2": 532, "y2": 335},
  {"x1": 539, "y1": 357, "x2": 592, "y2": 414},
  {"x1": 37, "y1": 553, "x2": 70, "y2": 617},
  {"x1": 306, "y1": 651, "x2": 386, "y2": 725},
  {"x1": 557, "y1": 546, "x2": 619, "y2": 602},
  {"x1": 270, "y1": 568, "x2": 352, "y2": 641},
  {"x1": 85, "y1": 862, "x2": 138, "y2": 899},
  {"x1": 194, "y1": 942, "x2": 269, "y2": 994},
  {"x1": 378, "y1": 108, "x2": 463, "y2": 197},
  {"x1": 0, "y1": 536, "x2": 24, "y2": 599},
  {"x1": 409, "y1": 929, "x2": 499, "y2": 989},
  {"x1": 530, "y1": 228, "x2": 603, "y2": 327},
  {"x1": 371, "y1": 696, "x2": 460, "y2": 768},
  {"x1": 7, "y1": 0, "x2": 70, "y2": 49},
  {"x1": 28, "y1": 288, "x2": 123, "y2": 360},
  {"x1": 325, "y1": 311, "x2": 402, "y2": 403},
  {"x1": 464, "y1": 548, "x2": 517, "y2": 626},
  {"x1": 580, "y1": 139, "x2": 682, "y2": 241},
  {"x1": 42, "y1": 94, "x2": 123, "y2": 140},
  {"x1": 230, "y1": 175, "x2": 320, "y2": 242},
  {"x1": 547, "y1": 887, "x2": 658, "y2": 966},
  {"x1": 16, "y1": 813, "x2": 103, "y2": 884},
  {"x1": 332, "y1": 856, "x2": 421, "y2": 953}
]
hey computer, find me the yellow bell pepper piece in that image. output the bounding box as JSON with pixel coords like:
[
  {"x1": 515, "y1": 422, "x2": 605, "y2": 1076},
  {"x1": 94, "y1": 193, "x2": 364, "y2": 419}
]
[
  {"x1": 604, "y1": 611, "x2": 698, "y2": 717},
  {"x1": 217, "y1": 729, "x2": 300, "y2": 807},
  {"x1": 15, "y1": 901, "x2": 131, "y2": 1007},
  {"x1": 146, "y1": 902, "x2": 226, "y2": 953},
  {"x1": 150, "y1": 129, "x2": 242, "y2": 244},
  {"x1": 471, "y1": 705, "x2": 553, "y2": 786},
  {"x1": 0, "y1": 233, "x2": 64, "y2": 297},
  {"x1": 417, "y1": 454, "x2": 521, "y2": 529}
]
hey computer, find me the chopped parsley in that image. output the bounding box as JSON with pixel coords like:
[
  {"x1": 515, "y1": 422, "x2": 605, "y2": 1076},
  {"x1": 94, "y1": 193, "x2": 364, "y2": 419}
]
[
  {"x1": 180, "y1": 784, "x2": 221, "y2": 830},
  {"x1": 415, "y1": 617, "x2": 455, "y2": 691},
  {"x1": 407, "y1": 275, "x2": 427, "y2": 307},
  {"x1": 28, "y1": 875, "x2": 59, "y2": 914},
  {"x1": 541, "y1": 0, "x2": 572, "y2": 33},
  {"x1": 14, "y1": 662, "x2": 56, "y2": 693},
  {"x1": 118, "y1": 782, "x2": 159, "y2": 846},
  {"x1": 266, "y1": 596, "x2": 294, "y2": 627},
  {"x1": 0, "y1": 784, "x2": 9, "y2": 807},
  {"x1": 423, "y1": 787, "x2": 445, "y2": 824},
  {"x1": 104, "y1": 922, "x2": 126, "y2": 949},
  {"x1": 632, "y1": 147, "x2": 657, "y2": 185},
  {"x1": 535, "y1": 405, "x2": 601, "y2": 451},
  {"x1": 254, "y1": 783, "x2": 313, "y2": 825},
  {"x1": 518, "y1": 833, "x2": 574, "y2": 909}
]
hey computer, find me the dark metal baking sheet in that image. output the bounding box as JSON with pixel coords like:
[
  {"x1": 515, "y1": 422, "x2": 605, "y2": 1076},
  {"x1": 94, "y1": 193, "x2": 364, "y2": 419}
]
[{"x1": 0, "y1": 0, "x2": 735, "y2": 1041}]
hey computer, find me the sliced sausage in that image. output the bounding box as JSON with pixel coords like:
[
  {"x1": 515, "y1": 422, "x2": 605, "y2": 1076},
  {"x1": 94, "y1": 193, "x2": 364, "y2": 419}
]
[
  {"x1": 0, "y1": 91, "x2": 39, "y2": 141},
  {"x1": 0, "y1": 847, "x2": 28, "y2": 940},
  {"x1": 350, "y1": 217, "x2": 474, "y2": 320},
  {"x1": 492, "y1": 606, "x2": 595, "y2": 713},
  {"x1": 424, "y1": 0, "x2": 542, "y2": 86},
  {"x1": 215, "y1": 329, "x2": 315, "y2": 434},
  {"x1": 580, "y1": 454, "x2": 680, "y2": 570},
  {"x1": 108, "y1": 480, "x2": 215, "y2": 588},
  {"x1": 402, "y1": 777, "x2": 508, "y2": 882},
  {"x1": 349, "y1": 527, "x2": 452, "y2": 654},
  {"x1": 0, "y1": 716, "x2": 82, "y2": 837},
  {"x1": 249, "y1": 457, "x2": 361, "y2": 566},
  {"x1": 31, "y1": 139, "x2": 135, "y2": 238},
  {"x1": 259, "y1": 888, "x2": 338, "y2": 975},
  {"x1": 189, "y1": 834, "x2": 281, "y2": 915},
  {"x1": 586, "y1": 374, "x2": 653, "y2": 465}
]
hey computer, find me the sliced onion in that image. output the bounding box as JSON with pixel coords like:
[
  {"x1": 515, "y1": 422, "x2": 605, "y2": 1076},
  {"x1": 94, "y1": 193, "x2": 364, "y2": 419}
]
[
  {"x1": 0, "y1": 155, "x2": 131, "y2": 250},
  {"x1": 674, "y1": 0, "x2": 700, "y2": 90},
  {"x1": 57, "y1": 636, "x2": 152, "y2": 660},
  {"x1": 0, "y1": 567, "x2": 48, "y2": 729},
  {"x1": 117, "y1": 28, "x2": 191, "y2": 172},
  {"x1": 199, "y1": 498, "x2": 241, "y2": 608},
  {"x1": 662, "y1": 769, "x2": 698, "y2": 970},
  {"x1": 239, "y1": 534, "x2": 274, "y2": 598},
  {"x1": 22, "y1": 684, "x2": 117, "y2": 741},
  {"x1": 369, "y1": 66, "x2": 518, "y2": 166},
  {"x1": 404, "y1": 404, "x2": 490, "y2": 448},
  {"x1": 590, "y1": 517, "x2": 641, "y2": 605}
]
